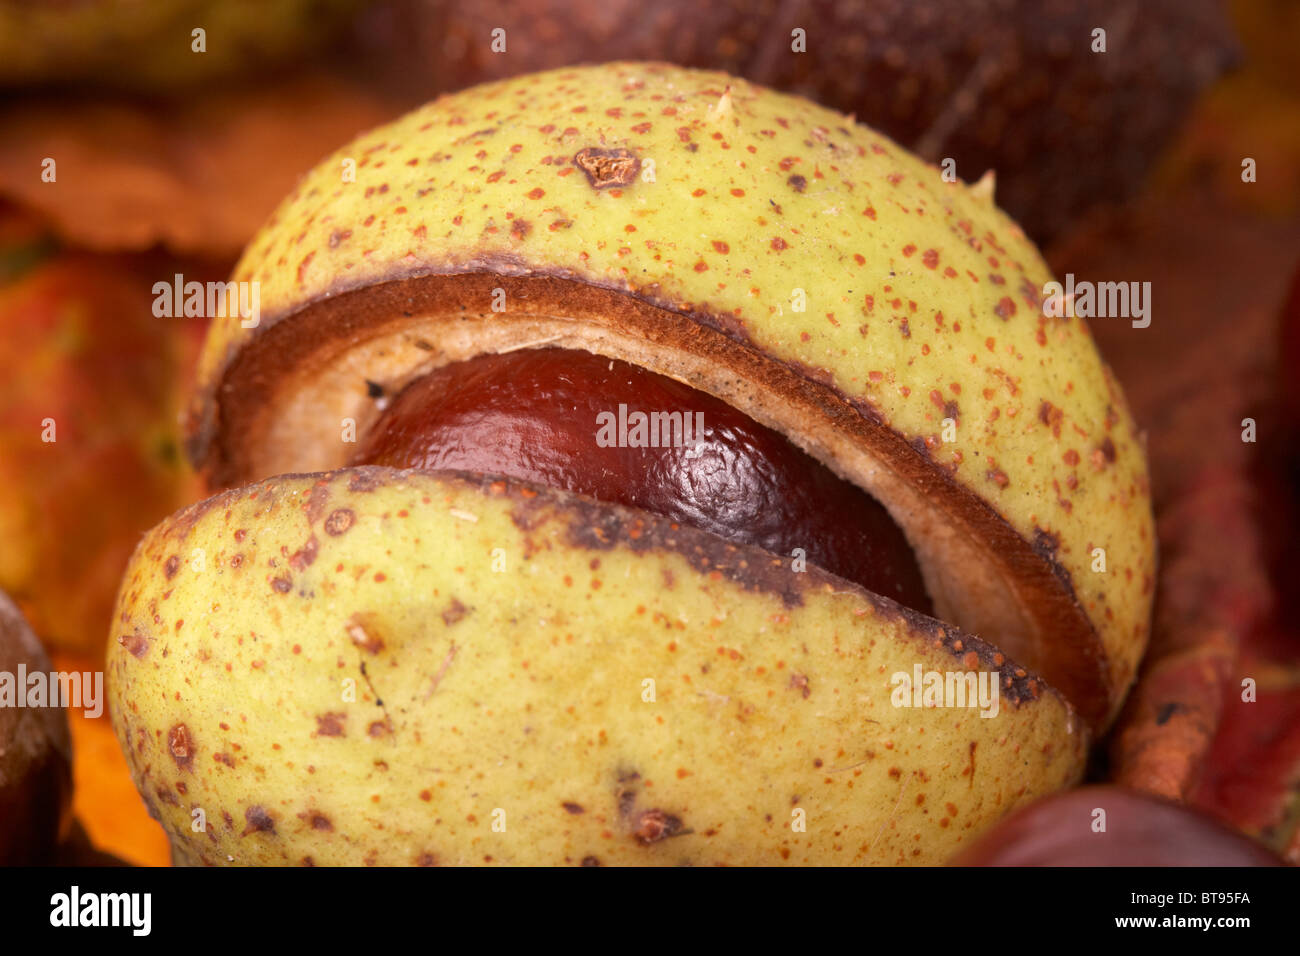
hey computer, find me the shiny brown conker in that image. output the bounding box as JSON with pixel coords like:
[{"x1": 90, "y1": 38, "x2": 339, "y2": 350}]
[{"x1": 353, "y1": 348, "x2": 932, "y2": 613}]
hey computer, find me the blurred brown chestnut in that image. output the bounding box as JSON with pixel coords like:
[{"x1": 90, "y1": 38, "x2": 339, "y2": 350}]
[
  {"x1": 0, "y1": 591, "x2": 72, "y2": 865},
  {"x1": 950, "y1": 785, "x2": 1286, "y2": 866}
]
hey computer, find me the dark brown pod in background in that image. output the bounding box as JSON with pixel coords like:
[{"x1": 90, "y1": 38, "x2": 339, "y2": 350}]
[
  {"x1": 0, "y1": 591, "x2": 72, "y2": 865},
  {"x1": 350, "y1": 0, "x2": 1237, "y2": 242}
]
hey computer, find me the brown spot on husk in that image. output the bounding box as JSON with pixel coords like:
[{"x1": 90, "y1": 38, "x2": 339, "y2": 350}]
[
  {"x1": 573, "y1": 147, "x2": 640, "y2": 189},
  {"x1": 242, "y1": 806, "x2": 276, "y2": 836},
  {"x1": 441, "y1": 599, "x2": 470, "y2": 626},
  {"x1": 168, "y1": 724, "x2": 194, "y2": 772},
  {"x1": 632, "y1": 809, "x2": 685, "y2": 845},
  {"x1": 324, "y1": 508, "x2": 356, "y2": 535},
  {"x1": 118, "y1": 630, "x2": 150, "y2": 658},
  {"x1": 347, "y1": 614, "x2": 385, "y2": 654},
  {"x1": 314, "y1": 712, "x2": 346, "y2": 737}
]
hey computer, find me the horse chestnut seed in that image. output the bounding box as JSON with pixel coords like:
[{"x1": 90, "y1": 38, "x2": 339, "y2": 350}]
[{"x1": 353, "y1": 348, "x2": 932, "y2": 612}]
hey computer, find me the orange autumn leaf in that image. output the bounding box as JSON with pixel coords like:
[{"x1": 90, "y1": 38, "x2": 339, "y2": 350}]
[{"x1": 0, "y1": 74, "x2": 403, "y2": 259}]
